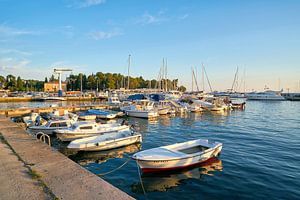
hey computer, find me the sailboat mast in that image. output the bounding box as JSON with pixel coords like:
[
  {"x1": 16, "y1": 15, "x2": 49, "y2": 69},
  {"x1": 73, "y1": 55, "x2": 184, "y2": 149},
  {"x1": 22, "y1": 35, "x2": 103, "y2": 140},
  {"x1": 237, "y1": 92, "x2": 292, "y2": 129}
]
[
  {"x1": 127, "y1": 54, "x2": 131, "y2": 90},
  {"x1": 202, "y1": 63, "x2": 205, "y2": 92},
  {"x1": 191, "y1": 67, "x2": 194, "y2": 92},
  {"x1": 165, "y1": 58, "x2": 168, "y2": 92}
]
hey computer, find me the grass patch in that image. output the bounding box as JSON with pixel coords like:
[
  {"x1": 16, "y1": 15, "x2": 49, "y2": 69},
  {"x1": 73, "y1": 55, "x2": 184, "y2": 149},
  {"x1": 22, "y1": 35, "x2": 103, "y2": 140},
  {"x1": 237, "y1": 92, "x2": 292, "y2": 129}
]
[{"x1": 28, "y1": 169, "x2": 42, "y2": 179}]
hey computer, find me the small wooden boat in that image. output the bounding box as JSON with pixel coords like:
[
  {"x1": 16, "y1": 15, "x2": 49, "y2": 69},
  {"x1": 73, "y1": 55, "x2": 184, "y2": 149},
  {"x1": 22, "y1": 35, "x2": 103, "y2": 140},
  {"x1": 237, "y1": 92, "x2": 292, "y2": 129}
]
[
  {"x1": 132, "y1": 139, "x2": 222, "y2": 173},
  {"x1": 67, "y1": 130, "x2": 142, "y2": 151}
]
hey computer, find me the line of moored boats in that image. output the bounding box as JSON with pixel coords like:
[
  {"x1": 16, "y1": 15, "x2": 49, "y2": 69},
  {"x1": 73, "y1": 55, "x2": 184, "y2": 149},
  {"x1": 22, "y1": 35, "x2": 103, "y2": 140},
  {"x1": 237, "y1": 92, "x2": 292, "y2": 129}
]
[{"x1": 15, "y1": 88, "x2": 292, "y2": 173}]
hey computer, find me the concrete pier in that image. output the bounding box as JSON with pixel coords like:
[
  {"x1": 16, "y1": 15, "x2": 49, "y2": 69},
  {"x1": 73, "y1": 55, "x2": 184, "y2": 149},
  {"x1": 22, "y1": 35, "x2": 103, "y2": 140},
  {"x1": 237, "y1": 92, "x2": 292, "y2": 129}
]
[
  {"x1": 0, "y1": 96, "x2": 105, "y2": 103},
  {"x1": 0, "y1": 116, "x2": 134, "y2": 200},
  {"x1": 0, "y1": 104, "x2": 118, "y2": 116}
]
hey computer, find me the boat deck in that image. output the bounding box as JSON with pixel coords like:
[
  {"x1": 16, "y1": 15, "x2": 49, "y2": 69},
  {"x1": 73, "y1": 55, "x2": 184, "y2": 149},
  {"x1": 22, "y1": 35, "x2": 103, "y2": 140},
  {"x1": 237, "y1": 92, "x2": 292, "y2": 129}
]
[{"x1": 178, "y1": 145, "x2": 209, "y2": 154}]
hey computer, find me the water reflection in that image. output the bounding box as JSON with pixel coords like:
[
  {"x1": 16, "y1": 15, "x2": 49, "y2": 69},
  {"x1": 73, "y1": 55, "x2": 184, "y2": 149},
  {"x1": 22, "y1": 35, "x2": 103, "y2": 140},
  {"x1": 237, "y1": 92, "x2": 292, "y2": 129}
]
[
  {"x1": 159, "y1": 115, "x2": 172, "y2": 126},
  {"x1": 131, "y1": 157, "x2": 223, "y2": 193},
  {"x1": 68, "y1": 143, "x2": 141, "y2": 166}
]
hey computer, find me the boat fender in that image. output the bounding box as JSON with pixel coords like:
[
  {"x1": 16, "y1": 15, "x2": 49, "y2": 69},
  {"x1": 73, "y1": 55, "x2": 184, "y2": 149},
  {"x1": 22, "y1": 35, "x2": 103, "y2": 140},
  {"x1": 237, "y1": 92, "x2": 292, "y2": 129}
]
[{"x1": 130, "y1": 124, "x2": 136, "y2": 132}]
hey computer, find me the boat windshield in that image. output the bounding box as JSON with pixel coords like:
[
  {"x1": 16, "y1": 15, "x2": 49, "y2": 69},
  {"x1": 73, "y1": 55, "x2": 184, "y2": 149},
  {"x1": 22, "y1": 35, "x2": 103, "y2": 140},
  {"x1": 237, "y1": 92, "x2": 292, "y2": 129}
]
[{"x1": 71, "y1": 124, "x2": 78, "y2": 129}]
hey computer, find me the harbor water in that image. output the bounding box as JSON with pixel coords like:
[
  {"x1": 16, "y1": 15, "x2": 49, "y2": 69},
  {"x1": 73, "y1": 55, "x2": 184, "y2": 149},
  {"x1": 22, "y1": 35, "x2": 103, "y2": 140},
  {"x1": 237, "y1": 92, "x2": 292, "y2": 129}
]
[{"x1": 64, "y1": 101, "x2": 300, "y2": 199}]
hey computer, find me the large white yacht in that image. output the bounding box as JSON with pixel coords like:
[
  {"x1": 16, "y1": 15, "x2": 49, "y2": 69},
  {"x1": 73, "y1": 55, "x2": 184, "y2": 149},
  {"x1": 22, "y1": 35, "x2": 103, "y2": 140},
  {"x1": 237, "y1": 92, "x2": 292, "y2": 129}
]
[{"x1": 246, "y1": 90, "x2": 285, "y2": 101}]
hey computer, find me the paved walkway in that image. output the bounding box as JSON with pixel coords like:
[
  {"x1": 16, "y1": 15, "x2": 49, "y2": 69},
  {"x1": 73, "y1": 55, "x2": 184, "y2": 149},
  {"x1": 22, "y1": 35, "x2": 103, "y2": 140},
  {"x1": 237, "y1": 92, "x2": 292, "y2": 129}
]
[
  {"x1": 0, "y1": 141, "x2": 51, "y2": 200},
  {"x1": 0, "y1": 116, "x2": 134, "y2": 200}
]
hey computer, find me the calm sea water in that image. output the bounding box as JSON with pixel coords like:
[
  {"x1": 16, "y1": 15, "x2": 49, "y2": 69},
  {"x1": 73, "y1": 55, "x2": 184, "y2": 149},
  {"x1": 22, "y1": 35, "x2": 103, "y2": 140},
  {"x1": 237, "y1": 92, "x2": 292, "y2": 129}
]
[{"x1": 65, "y1": 101, "x2": 299, "y2": 199}]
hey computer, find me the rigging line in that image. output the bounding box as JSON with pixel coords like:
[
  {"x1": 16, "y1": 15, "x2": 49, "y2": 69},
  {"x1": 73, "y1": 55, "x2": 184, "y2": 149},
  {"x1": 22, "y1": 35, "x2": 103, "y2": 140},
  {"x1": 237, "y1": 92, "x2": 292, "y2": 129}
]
[
  {"x1": 192, "y1": 67, "x2": 200, "y2": 92},
  {"x1": 136, "y1": 160, "x2": 147, "y2": 198},
  {"x1": 97, "y1": 157, "x2": 131, "y2": 176},
  {"x1": 231, "y1": 66, "x2": 238, "y2": 92},
  {"x1": 203, "y1": 65, "x2": 213, "y2": 93}
]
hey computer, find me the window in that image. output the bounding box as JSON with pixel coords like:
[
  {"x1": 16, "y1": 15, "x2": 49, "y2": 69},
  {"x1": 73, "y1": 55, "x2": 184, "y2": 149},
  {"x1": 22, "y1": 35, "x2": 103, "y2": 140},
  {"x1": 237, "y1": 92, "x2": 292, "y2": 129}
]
[
  {"x1": 59, "y1": 122, "x2": 68, "y2": 127},
  {"x1": 50, "y1": 123, "x2": 57, "y2": 127},
  {"x1": 80, "y1": 126, "x2": 93, "y2": 130}
]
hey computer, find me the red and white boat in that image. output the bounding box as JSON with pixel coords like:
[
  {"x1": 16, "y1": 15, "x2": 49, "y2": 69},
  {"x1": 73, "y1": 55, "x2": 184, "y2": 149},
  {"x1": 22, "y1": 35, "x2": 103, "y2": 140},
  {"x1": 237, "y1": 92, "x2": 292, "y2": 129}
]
[{"x1": 132, "y1": 139, "x2": 222, "y2": 173}]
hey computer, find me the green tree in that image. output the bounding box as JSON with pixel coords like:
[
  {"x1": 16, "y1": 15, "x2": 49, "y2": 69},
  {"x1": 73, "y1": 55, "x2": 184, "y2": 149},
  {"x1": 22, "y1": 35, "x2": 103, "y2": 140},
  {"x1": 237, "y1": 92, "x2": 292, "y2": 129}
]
[
  {"x1": 16, "y1": 76, "x2": 24, "y2": 91},
  {"x1": 6, "y1": 75, "x2": 17, "y2": 91},
  {"x1": 178, "y1": 85, "x2": 186, "y2": 92},
  {"x1": 0, "y1": 75, "x2": 5, "y2": 89}
]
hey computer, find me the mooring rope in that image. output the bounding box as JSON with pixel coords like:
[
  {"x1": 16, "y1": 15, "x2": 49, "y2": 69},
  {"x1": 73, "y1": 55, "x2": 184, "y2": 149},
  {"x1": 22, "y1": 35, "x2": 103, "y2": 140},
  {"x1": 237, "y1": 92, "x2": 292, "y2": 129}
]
[
  {"x1": 136, "y1": 160, "x2": 147, "y2": 197},
  {"x1": 97, "y1": 157, "x2": 131, "y2": 176}
]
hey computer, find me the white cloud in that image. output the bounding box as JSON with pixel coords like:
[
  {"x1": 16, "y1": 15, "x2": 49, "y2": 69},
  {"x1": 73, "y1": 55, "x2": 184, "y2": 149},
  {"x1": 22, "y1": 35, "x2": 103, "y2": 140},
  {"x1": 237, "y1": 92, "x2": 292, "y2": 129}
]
[
  {"x1": 136, "y1": 11, "x2": 168, "y2": 25},
  {"x1": 0, "y1": 49, "x2": 32, "y2": 56},
  {"x1": 178, "y1": 14, "x2": 189, "y2": 20},
  {"x1": 68, "y1": 0, "x2": 106, "y2": 8},
  {"x1": 89, "y1": 29, "x2": 122, "y2": 40},
  {"x1": 0, "y1": 24, "x2": 40, "y2": 37},
  {"x1": 0, "y1": 57, "x2": 31, "y2": 74}
]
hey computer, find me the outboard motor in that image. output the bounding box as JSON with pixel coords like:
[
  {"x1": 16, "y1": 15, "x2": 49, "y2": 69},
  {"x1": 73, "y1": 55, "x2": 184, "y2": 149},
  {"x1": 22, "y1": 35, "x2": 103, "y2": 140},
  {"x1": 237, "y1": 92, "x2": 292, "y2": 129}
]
[
  {"x1": 35, "y1": 116, "x2": 41, "y2": 126},
  {"x1": 121, "y1": 119, "x2": 129, "y2": 126}
]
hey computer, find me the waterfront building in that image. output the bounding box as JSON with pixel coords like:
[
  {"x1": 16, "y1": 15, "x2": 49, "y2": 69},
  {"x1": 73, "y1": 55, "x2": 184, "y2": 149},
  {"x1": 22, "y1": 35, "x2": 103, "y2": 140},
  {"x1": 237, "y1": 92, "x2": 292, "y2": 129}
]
[{"x1": 44, "y1": 82, "x2": 67, "y2": 92}]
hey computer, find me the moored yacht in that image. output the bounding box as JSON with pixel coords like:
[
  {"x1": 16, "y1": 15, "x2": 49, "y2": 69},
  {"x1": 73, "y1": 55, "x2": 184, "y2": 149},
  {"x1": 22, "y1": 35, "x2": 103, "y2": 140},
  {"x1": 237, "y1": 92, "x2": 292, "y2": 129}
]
[
  {"x1": 27, "y1": 119, "x2": 72, "y2": 135},
  {"x1": 120, "y1": 100, "x2": 158, "y2": 118},
  {"x1": 55, "y1": 121, "x2": 130, "y2": 141},
  {"x1": 67, "y1": 129, "x2": 142, "y2": 151},
  {"x1": 246, "y1": 90, "x2": 285, "y2": 100}
]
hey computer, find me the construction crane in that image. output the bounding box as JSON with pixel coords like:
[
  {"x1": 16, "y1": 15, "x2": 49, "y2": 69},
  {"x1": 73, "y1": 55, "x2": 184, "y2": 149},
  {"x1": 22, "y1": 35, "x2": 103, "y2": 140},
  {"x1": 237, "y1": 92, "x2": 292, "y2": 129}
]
[{"x1": 53, "y1": 68, "x2": 72, "y2": 97}]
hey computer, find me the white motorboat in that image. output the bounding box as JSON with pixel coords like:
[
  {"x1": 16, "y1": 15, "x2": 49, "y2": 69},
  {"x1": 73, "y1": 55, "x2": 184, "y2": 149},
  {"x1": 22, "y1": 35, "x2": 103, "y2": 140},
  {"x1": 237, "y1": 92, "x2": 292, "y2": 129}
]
[
  {"x1": 27, "y1": 119, "x2": 72, "y2": 135},
  {"x1": 155, "y1": 100, "x2": 174, "y2": 115},
  {"x1": 164, "y1": 90, "x2": 182, "y2": 100},
  {"x1": 121, "y1": 100, "x2": 159, "y2": 119},
  {"x1": 246, "y1": 90, "x2": 285, "y2": 100},
  {"x1": 78, "y1": 112, "x2": 96, "y2": 120},
  {"x1": 67, "y1": 129, "x2": 142, "y2": 151},
  {"x1": 107, "y1": 92, "x2": 121, "y2": 105},
  {"x1": 55, "y1": 121, "x2": 130, "y2": 141},
  {"x1": 48, "y1": 110, "x2": 78, "y2": 123},
  {"x1": 23, "y1": 113, "x2": 41, "y2": 127},
  {"x1": 197, "y1": 98, "x2": 230, "y2": 111},
  {"x1": 188, "y1": 102, "x2": 204, "y2": 112},
  {"x1": 87, "y1": 109, "x2": 117, "y2": 119},
  {"x1": 230, "y1": 98, "x2": 246, "y2": 109},
  {"x1": 132, "y1": 139, "x2": 222, "y2": 173}
]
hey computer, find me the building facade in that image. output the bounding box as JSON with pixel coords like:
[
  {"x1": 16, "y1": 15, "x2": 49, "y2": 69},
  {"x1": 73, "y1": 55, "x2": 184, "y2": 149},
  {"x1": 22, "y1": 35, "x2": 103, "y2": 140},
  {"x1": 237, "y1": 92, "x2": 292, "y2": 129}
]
[{"x1": 44, "y1": 82, "x2": 67, "y2": 92}]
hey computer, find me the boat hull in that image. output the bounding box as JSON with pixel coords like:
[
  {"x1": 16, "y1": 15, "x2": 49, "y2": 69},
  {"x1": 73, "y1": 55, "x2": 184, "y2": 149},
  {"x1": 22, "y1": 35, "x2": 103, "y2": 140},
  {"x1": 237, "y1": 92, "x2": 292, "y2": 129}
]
[
  {"x1": 56, "y1": 126, "x2": 129, "y2": 142},
  {"x1": 69, "y1": 134, "x2": 142, "y2": 151},
  {"x1": 28, "y1": 127, "x2": 66, "y2": 135},
  {"x1": 135, "y1": 145, "x2": 222, "y2": 173},
  {"x1": 125, "y1": 110, "x2": 158, "y2": 119},
  {"x1": 78, "y1": 115, "x2": 96, "y2": 120}
]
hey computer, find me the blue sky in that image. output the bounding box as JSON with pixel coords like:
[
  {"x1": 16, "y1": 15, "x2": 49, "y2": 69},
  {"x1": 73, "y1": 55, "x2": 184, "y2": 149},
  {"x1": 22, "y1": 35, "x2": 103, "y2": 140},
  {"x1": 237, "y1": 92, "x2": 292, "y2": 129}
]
[{"x1": 0, "y1": 0, "x2": 300, "y2": 91}]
